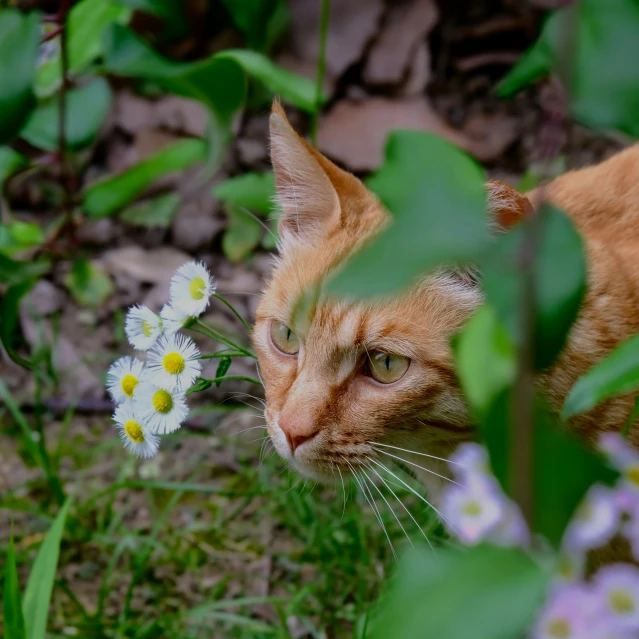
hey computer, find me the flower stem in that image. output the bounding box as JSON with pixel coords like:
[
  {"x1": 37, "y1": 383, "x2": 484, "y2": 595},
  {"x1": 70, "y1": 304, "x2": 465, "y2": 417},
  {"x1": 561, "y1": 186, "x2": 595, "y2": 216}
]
[
  {"x1": 212, "y1": 293, "x2": 252, "y2": 332},
  {"x1": 197, "y1": 351, "x2": 247, "y2": 359},
  {"x1": 199, "y1": 375, "x2": 262, "y2": 386},
  {"x1": 192, "y1": 321, "x2": 256, "y2": 359}
]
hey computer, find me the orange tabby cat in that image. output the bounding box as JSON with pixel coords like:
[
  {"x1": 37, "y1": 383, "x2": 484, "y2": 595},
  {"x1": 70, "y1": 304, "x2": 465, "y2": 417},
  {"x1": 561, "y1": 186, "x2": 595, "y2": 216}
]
[{"x1": 253, "y1": 101, "x2": 639, "y2": 501}]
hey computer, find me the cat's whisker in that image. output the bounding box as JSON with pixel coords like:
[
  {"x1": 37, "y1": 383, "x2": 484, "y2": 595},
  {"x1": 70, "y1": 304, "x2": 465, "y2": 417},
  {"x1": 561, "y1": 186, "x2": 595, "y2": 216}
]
[
  {"x1": 366, "y1": 459, "x2": 435, "y2": 553},
  {"x1": 361, "y1": 466, "x2": 414, "y2": 550},
  {"x1": 343, "y1": 457, "x2": 397, "y2": 561},
  {"x1": 220, "y1": 393, "x2": 266, "y2": 409},
  {"x1": 247, "y1": 434, "x2": 270, "y2": 445},
  {"x1": 234, "y1": 423, "x2": 267, "y2": 437},
  {"x1": 258, "y1": 438, "x2": 274, "y2": 468},
  {"x1": 370, "y1": 441, "x2": 463, "y2": 467},
  {"x1": 336, "y1": 464, "x2": 348, "y2": 520},
  {"x1": 371, "y1": 446, "x2": 460, "y2": 486},
  {"x1": 238, "y1": 205, "x2": 279, "y2": 242},
  {"x1": 368, "y1": 457, "x2": 460, "y2": 536},
  {"x1": 286, "y1": 474, "x2": 304, "y2": 494}
]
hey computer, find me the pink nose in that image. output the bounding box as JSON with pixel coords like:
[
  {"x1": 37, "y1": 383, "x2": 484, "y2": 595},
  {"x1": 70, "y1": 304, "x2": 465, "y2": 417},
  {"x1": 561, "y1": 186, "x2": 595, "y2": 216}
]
[{"x1": 279, "y1": 411, "x2": 319, "y2": 453}]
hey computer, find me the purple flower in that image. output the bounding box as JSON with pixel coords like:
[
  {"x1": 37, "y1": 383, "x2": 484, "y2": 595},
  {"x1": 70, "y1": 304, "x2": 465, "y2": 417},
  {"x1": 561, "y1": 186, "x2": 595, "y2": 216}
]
[
  {"x1": 552, "y1": 553, "x2": 585, "y2": 588},
  {"x1": 599, "y1": 434, "x2": 639, "y2": 470},
  {"x1": 489, "y1": 500, "x2": 530, "y2": 548},
  {"x1": 592, "y1": 564, "x2": 639, "y2": 631},
  {"x1": 449, "y1": 442, "x2": 491, "y2": 480},
  {"x1": 562, "y1": 485, "x2": 620, "y2": 553},
  {"x1": 440, "y1": 474, "x2": 504, "y2": 545},
  {"x1": 531, "y1": 584, "x2": 595, "y2": 639}
]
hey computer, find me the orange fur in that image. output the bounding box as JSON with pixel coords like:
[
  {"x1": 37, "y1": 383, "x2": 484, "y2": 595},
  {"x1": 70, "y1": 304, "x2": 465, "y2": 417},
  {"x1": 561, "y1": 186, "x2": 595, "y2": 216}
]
[{"x1": 254, "y1": 102, "x2": 639, "y2": 500}]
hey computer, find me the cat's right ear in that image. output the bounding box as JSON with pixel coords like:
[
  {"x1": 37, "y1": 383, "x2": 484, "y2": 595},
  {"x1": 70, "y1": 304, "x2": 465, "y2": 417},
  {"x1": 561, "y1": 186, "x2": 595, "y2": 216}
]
[{"x1": 269, "y1": 101, "x2": 340, "y2": 241}]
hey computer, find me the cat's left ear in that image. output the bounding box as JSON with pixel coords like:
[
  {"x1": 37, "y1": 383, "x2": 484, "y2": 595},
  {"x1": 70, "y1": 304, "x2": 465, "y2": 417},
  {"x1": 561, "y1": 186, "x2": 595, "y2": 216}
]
[
  {"x1": 486, "y1": 180, "x2": 534, "y2": 229},
  {"x1": 269, "y1": 100, "x2": 372, "y2": 243}
]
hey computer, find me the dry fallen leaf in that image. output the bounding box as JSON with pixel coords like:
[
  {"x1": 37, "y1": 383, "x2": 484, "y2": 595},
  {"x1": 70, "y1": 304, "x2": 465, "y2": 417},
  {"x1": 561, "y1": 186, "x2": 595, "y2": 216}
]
[
  {"x1": 364, "y1": 0, "x2": 438, "y2": 86},
  {"x1": 152, "y1": 96, "x2": 209, "y2": 138},
  {"x1": 100, "y1": 246, "x2": 191, "y2": 285},
  {"x1": 288, "y1": 0, "x2": 384, "y2": 79}
]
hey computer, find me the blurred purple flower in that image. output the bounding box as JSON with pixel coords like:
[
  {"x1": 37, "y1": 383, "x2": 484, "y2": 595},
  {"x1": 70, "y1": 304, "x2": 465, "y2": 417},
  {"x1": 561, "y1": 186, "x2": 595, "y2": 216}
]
[
  {"x1": 449, "y1": 442, "x2": 491, "y2": 480},
  {"x1": 531, "y1": 584, "x2": 595, "y2": 639},
  {"x1": 562, "y1": 484, "x2": 620, "y2": 553},
  {"x1": 490, "y1": 499, "x2": 531, "y2": 548},
  {"x1": 592, "y1": 564, "x2": 639, "y2": 631}
]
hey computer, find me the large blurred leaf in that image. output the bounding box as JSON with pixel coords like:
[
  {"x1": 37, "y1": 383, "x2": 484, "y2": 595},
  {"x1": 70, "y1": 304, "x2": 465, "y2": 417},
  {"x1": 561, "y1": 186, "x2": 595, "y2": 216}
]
[
  {"x1": 213, "y1": 171, "x2": 275, "y2": 215},
  {"x1": 372, "y1": 544, "x2": 548, "y2": 639},
  {"x1": 0, "y1": 10, "x2": 40, "y2": 144},
  {"x1": 3, "y1": 536, "x2": 26, "y2": 639},
  {"x1": 120, "y1": 192, "x2": 180, "y2": 228},
  {"x1": 330, "y1": 132, "x2": 488, "y2": 298},
  {"x1": 453, "y1": 305, "x2": 516, "y2": 419},
  {"x1": 23, "y1": 499, "x2": 72, "y2": 639},
  {"x1": 483, "y1": 391, "x2": 617, "y2": 545},
  {"x1": 498, "y1": 0, "x2": 639, "y2": 138},
  {"x1": 220, "y1": 0, "x2": 278, "y2": 50},
  {"x1": 118, "y1": 0, "x2": 186, "y2": 38},
  {"x1": 563, "y1": 333, "x2": 639, "y2": 419},
  {"x1": 83, "y1": 138, "x2": 206, "y2": 218},
  {"x1": 64, "y1": 258, "x2": 114, "y2": 307},
  {"x1": 0, "y1": 221, "x2": 44, "y2": 256},
  {"x1": 222, "y1": 205, "x2": 262, "y2": 262},
  {"x1": 36, "y1": 0, "x2": 131, "y2": 97},
  {"x1": 21, "y1": 78, "x2": 112, "y2": 151},
  {"x1": 481, "y1": 205, "x2": 586, "y2": 370},
  {"x1": 103, "y1": 25, "x2": 319, "y2": 116},
  {"x1": 0, "y1": 254, "x2": 50, "y2": 286},
  {"x1": 0, "y1": 147, "x2": 28, "y2": 192}
]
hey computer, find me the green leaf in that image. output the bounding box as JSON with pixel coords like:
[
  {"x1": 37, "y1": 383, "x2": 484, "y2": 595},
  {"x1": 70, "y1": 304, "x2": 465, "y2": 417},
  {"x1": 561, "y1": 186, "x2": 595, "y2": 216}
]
[
  {"x1": 23, "y1": 499, "x2": 72, "y2": 639},
  {"x1": 215, "y1": 357, "x2": 232, "y2": 387},
  {"x1": 372, "y1": 544, "x2": 549, "y2": 639},
  {"x1": 0, "y1": 10, "x2": 40, "y2": 144},
  {"x1": 21, "y1": 78, "x2": 112, "y2": 151},
  {"x1": 0, "y1": 146, "x2": 28, "y2": 192},
  {"x1": 222, "y1": 205, "x2": 262, "y2": 262},
  {"x1": 187, "y1": 377, "x2": 213, "y2": 394},
  {"x1": 498, "y1": 0, "x2": 639, "y2": 138},
  {"x1": 117, "y1": 0, "x2": 186, "y2": 38},
  {"x1": 481, "y1": 204, "x2": 586, "y2": 370},
  {"x1": 120, "y1": 192, "x2": 180, "y2": 228},
  {"x1": 213, "y1": 171, "x2": 275, "y2": 215},
  {"x1": 103, "y1": 25, "x2": 319, "y2": 115},
  {"x1": 4, "y1": 536, "x2": 26, "y2": 639},
  {"x1": 330, "y1": 131, "x2": 489, "y2": 298},
  {"x1": 83, "y1": 138, "x2": 206, "y2": 218},
  {"x1": 0, "y1": 221, "x2": 44, "y2": 256},
  {"x1": 220, "y1": 0, "x2": 278, "y2": 50},
  {"x1": 563, "y1": 333, "x2": 639, "y2": 419},
  {"x1": 0, "y1": 279, "x2": 37, "y2": 369},
  {"x1": 483, "y1": 392, "x2": 618, "y2": 545},
  {"x1": 0, "y1": 254, "x2": 50, "y2": 286},
  {"x1": 36, "y1": 0, "x2": 132, "y2": 97},
  {"x1": 64, "y1": 258, "x2": 114, "y2": 307},
  {"x1": 453, "y1": 305, "x2": 516, "y2": 419}
]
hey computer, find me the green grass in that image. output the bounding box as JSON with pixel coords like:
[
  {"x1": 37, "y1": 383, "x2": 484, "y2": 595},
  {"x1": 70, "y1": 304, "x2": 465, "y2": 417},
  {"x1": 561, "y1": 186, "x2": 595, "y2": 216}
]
[{"x1": 0, "y1": 402, "x2": 445, "y2": 638}]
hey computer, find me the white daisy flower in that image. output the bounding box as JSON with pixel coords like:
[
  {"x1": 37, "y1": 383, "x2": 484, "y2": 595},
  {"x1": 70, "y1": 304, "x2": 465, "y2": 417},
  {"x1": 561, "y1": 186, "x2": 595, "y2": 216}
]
[
  {"x1": 440, "y1": 474, "x2": 504, "y2": 545},
  {"x1": 136, "y1": 382, "x2": 188, "y2": 434},
  {"x1": 113, "y1": 403, "x2": 159, "y2": 458},
  {"x1": 169, "y1": 260, "x2": 215, "y2": 317},
  {"x1": 145, "y1": 333, "x2": 201, "y2": 391},
  {"x1": 562, "y1": 484, "x2": 620, "y2": 553},
  {"x1": 125, "y1": 305, "x2": 163, "y2": 351},
  {"x1": 160, "y1": 303, "x2": 194, "y2": 336},
  {"x1": 593, "y1": 564, "x2": 639, "y2": 631},
  {"x1": 106, "y1": 356, "x2": 145, "y2": 404}
]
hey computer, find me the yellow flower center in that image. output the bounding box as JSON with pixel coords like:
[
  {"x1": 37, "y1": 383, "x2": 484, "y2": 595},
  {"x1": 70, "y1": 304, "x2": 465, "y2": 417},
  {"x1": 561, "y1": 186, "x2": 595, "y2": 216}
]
[
  {"x1": 189, "y1": 276, "x2": 206, "y2": 300},
  {"x1": 124, "y1": 420, "x2": 145, "y2": 443},
  {"x1": 163, "y1": 352, "x2": 185, "y2": 375},
  {"x1": 121, "y1": 374, "x2": 138, "y2": 398},
  {"x1": 627, "y1": 466, "x2": 639, "y2": 487},
  {"x1": 153, "y1": 389, "x2": 173, "y2": 414},
  {"x1": 610, "y1": 589, "x2": 635, "y2": 614},
  {"x1": 142, "y1": 320, "x2": 154, "y2": 337},
  {"x1": 546, "y1": 619, "x2": 570, "y2": 638},
  {"x1": 557, "y1": 557, "x2": 574, "y2": 580},
  {"x1": 462, "y1": 500, "x2": 482, "y2": 517}
]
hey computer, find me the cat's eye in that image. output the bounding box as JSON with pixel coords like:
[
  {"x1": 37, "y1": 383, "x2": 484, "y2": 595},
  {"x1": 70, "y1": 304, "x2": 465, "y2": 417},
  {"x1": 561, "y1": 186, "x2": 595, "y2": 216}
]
[
  {"x1": 270, "y1": 321, "x2": 300, "y2": 356},
  {"x1": 364, "y1": 351, "x2": 410, "y2": 384}
]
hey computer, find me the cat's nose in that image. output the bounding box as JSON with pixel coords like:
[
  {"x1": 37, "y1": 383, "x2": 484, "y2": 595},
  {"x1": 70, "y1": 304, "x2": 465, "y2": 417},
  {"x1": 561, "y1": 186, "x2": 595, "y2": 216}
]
[{"x1": 278, "y1": 412, "x2": 319, "y2": 454}]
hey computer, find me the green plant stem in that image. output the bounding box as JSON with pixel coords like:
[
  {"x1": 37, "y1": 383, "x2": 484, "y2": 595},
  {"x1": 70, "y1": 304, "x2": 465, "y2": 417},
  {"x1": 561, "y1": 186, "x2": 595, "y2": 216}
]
[
  {"x1": 213, "y1": 293, "x2": 252, "y2": 332},
  {"x1": 198, "y1": 350, "x2": 247, "y2": 359},
  {"x1": 621, "y1": 395, "x2": 639, "y2": 438},
  {"x1": 309, "y1": 0, "x2": 330, "y2": 146},
  {"x1": 193, "y1": 320, "x2": 256, "y2": 359}
]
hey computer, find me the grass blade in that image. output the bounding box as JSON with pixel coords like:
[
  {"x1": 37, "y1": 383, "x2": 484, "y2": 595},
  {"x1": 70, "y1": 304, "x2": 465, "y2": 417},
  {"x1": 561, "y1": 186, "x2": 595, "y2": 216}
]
[
  {"x1": 4, "y1": 535, "x2": 26, "y2": 639},
  {"x1": 22, "y1": 498, "x2": 72, "y2": 639}
]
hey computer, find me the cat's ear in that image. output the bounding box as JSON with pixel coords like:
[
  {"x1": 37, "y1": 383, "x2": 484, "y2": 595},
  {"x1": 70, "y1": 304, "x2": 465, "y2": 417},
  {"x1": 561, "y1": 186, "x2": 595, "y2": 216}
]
[
  {"x1": 269, "y1": 100, "x2": 370, "y2": 242},
  {"x1": 486, "y1": 180, "x2": 534, "y2": 229}
]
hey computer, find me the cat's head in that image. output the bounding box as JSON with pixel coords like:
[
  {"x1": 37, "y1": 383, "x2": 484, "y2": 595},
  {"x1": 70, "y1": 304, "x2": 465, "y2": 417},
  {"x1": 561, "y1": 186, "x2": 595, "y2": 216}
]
[{"x1": 253, "y1": 102, "x2": 531, "y2": 489}]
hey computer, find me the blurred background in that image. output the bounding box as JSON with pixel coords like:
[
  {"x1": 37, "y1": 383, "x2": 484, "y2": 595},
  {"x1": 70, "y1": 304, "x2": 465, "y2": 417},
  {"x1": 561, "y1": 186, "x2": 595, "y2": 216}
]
[{"x1": 0, "y1": 0, "x2": 629, "y2": 637}]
